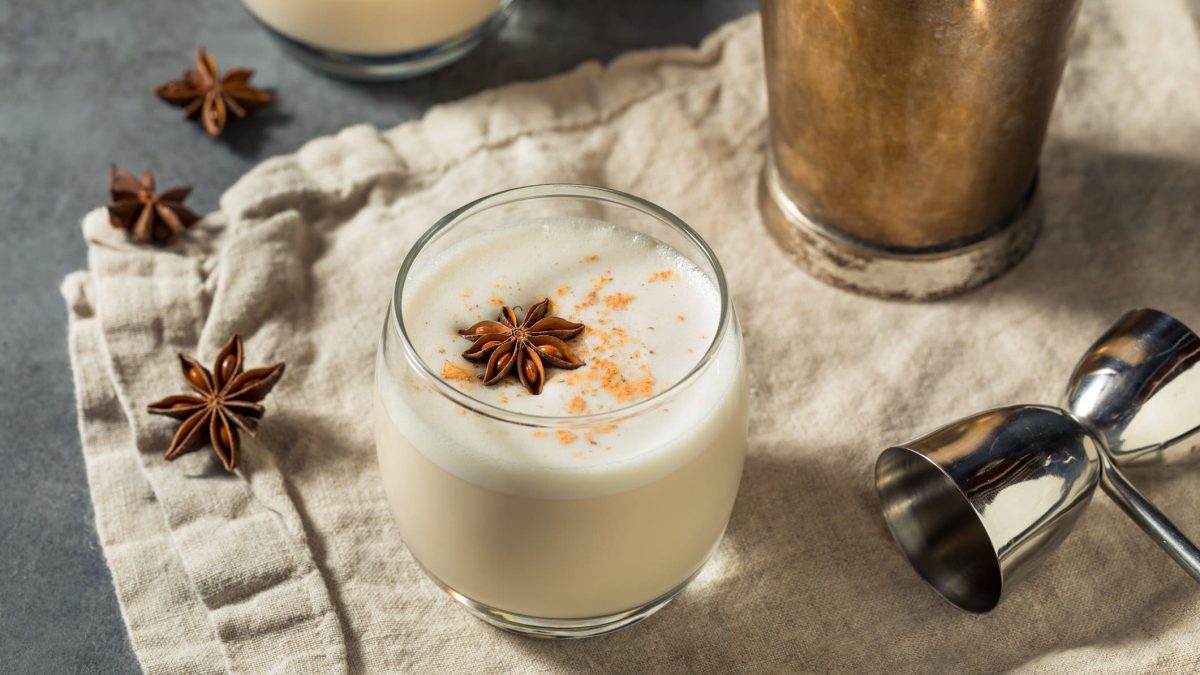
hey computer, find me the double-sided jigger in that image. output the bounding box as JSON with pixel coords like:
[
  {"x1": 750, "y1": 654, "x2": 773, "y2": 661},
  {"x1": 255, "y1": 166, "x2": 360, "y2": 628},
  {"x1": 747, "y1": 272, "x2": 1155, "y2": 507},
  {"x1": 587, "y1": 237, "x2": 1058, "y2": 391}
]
[{"x1": 875, "y1": 308, "x2": 1200, "y2": 612}]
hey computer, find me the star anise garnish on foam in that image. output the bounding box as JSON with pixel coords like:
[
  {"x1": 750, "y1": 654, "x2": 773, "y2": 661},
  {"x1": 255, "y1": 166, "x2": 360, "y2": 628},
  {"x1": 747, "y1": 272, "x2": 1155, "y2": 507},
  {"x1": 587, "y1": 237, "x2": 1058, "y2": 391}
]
[
  {"x1": 154, "y1": 46, "x2": 273, "y2": 137},
  {"x1": 147, "y1": 335, "x2": 285, "y2": 472},
  {"x1": 107, "y1": 166, "x2": 199, "y2": 245},
  {"x1": 458, "y1": 298, "x2": 585, "y2": 395}
]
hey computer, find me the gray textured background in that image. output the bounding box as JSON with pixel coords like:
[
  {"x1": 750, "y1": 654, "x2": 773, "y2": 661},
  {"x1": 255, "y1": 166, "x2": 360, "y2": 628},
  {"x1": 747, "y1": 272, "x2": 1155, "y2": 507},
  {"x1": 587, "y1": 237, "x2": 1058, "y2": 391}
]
[{"x1": 0, "y1": 1, "x2": 756, "y2": 671}]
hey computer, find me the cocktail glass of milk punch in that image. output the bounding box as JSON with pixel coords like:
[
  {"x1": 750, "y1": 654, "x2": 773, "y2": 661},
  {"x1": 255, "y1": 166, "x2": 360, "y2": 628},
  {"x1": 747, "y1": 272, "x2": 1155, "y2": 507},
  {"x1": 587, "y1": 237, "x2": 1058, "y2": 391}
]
[{"x1": 376, "y1": 184, "x2": 748, "y2": 638}]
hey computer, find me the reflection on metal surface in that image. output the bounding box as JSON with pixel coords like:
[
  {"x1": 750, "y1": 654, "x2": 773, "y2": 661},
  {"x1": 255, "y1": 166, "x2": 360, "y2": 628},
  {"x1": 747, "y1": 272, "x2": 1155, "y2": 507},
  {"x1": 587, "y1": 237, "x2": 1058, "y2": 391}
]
[
  {"x1": 876, "y1": 406, "x2": 1098, "y2": 612},
  {"x1": 876, "y1": 309, "x2": 1200, "y2": 611},
  {"x1": 1066, "y1": 308, "x2": 1200, "y2": 467}
]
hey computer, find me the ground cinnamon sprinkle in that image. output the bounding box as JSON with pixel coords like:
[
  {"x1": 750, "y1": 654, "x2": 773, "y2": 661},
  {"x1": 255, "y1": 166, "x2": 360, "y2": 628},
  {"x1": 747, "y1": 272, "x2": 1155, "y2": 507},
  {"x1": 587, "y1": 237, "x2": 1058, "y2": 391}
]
[
  {"x1": 646, "y1": 270, "x2": 675, "y2": 283},
  {"x1": 593, "y1": 357, "x2": 656, "y2": 402},
  {"x1": 461, "y1": 288, "x2": 473, "y2": 298},
  {"x1": 586, "y1": 326, "x2": 631, "y2": 352},
  {"x1": 532, "y1": 430, "x2": 548, "y2": 438},
  {"x1": 574, "y1": 274, "x2": 611, "y2": 311},
  {"x1": 567, "y1": 396, "x2": 588, "y2": 414},
  {"x1": 556, "y1": 284, "x2": 571, "y2": 297},
  {"x1": 582, "y1": 255, "x2": 599, "y2": 263},
  {"x1": 603, "y1": 293, "x2": 636, "y2": 310},
  {"x1": 441, "y1": 361, "x2": 474, "y2": 382},
  {"x1": 488, "y1": 296, "x2": 504, "y2": 305},
  {"x1": 677, "y1": 315, "x2": 685, "y2": 321},
  {"x1": 556, "y1": 431, "x2": 578, "y2": 445}
]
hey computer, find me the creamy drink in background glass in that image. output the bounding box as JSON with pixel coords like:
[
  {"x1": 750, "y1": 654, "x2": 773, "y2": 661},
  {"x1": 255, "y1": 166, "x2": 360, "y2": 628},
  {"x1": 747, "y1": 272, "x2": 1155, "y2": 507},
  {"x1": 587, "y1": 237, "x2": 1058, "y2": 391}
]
[
  {"x1": 375, "y1": 185, "x2": 748, "y2": 638},
  {"x1": 240, "y1": 0, "x2": 513, "y2": 80}
]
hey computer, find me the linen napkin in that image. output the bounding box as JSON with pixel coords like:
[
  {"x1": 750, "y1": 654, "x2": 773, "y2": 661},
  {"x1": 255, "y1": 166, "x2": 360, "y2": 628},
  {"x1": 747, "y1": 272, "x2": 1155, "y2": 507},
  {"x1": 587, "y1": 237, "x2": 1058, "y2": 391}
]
[{"x1": 63, "y1": 4, "x2": 1200, "y2": 673}]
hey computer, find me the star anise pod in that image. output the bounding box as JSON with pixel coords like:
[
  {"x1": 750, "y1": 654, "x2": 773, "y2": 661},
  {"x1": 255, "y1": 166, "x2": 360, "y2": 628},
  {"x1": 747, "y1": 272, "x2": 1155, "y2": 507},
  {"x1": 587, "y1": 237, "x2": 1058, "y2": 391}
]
[
  {"x1": 107, "y1": 166, "x2": 199, "y2": 245},
  {"x1": 147, "y1": 335, "x2": 285, "y2": 472},
  {"x1": 458, "y1": 298, "x2": 586, "y2": 395},
  {"x1": 154, "y1": 46, "x2": 273, "y2": 137}
]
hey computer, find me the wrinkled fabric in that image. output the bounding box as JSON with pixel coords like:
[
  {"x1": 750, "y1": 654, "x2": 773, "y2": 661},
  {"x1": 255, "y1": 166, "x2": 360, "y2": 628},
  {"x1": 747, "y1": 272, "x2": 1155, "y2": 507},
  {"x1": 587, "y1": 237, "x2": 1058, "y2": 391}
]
[{"x1": 63, "y1": 5, "x2": 1200, "y2": 673}]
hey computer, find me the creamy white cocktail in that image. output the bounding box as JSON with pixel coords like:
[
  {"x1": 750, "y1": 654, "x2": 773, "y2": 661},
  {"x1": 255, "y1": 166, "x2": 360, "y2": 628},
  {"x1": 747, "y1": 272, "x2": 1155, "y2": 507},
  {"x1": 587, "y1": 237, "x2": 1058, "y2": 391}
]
[
  {"x1": 240, "y1": 0, "x2": 510, "y2": 79},
  {"x1": 376, "y1": 186, "x2": 746, "y2": 637},
  {"x1": 243, "y1": 0, "x2": 501, "y2": 54}
]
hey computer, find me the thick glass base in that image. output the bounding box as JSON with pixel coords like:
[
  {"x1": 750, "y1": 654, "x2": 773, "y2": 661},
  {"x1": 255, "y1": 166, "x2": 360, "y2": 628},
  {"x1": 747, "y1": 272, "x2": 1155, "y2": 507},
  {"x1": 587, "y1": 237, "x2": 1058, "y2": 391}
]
[
  {"x1": 249, "y1": 5, "x2": 512, "y2": 81},
  {"x1": 421, "y1": 562, "x2": 701, "y2": 639}
]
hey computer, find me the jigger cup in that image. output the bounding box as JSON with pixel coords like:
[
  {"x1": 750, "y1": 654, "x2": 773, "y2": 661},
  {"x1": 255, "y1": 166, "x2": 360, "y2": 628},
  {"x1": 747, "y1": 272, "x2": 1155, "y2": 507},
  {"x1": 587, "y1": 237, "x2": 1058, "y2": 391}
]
[
  {"x1": 875, "y1": 405, "x2": 1100, "y2": 612},
  {"x1": 1066, "y1": 308, "x2": 1200, "y2": 468},
  {"x1": 1065, "y1": 308, "x2": 1200, "y2": 582},
  {"x1": 876, "y1": 308, "x2": 1200, "y2": 612}
]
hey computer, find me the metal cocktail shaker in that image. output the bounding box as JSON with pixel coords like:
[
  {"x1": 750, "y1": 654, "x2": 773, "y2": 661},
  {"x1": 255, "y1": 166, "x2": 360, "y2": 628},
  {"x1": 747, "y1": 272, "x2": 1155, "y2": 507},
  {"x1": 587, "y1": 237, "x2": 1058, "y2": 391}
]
[{"x1": 759, "y1": 0, "x2": 1081, "y2": 300}]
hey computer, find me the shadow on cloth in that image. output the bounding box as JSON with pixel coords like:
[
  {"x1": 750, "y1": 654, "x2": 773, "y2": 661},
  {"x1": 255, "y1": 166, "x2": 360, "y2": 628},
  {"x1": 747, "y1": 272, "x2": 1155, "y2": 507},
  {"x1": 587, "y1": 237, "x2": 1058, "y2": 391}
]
[
  {"x1": 977, "y1": 140, "x2": 1200, "y2": 327},
  {"x1": 502, "y1": 447, "x2": 1198, "y2": 672},
  {"x1": 496, "y1": 142, "x2": 1200, "y2": 672}
]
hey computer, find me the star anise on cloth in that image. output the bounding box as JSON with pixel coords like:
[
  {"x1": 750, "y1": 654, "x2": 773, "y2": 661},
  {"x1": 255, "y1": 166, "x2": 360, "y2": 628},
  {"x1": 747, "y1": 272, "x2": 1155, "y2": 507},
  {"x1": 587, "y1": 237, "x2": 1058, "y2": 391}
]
[
  {"x1": 147, "y1": 335, "x2": 285, "y2": 472},
  {"x1": 154, "y1": 46, "x2": 273, "y2": 137},
  {"x1": 458, "y1": 298, "x2": 586, "y2": 395},
  {"x1": 107, "y1": 166, "x2": 199, "y2": 245}
]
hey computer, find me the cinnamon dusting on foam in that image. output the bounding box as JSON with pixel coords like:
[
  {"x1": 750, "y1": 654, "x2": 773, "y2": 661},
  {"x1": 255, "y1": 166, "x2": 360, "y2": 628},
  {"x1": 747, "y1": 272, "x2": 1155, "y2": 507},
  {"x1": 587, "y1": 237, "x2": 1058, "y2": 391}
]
[
  {"x1": 441, "y1": 361, "x2": 474, "y2": 382},
  {"x1": 574, "y1": 274, "x2": 611, "y2": 312},
  {"x1": 446, "y1": 279, "x2": 663, "y2": 411},
  {"x1": 603, "y1": 293, "x2": 636, "y2": 310},
  {"x1": 415, "y1": 221, "x2": 717, "y2": 424}
]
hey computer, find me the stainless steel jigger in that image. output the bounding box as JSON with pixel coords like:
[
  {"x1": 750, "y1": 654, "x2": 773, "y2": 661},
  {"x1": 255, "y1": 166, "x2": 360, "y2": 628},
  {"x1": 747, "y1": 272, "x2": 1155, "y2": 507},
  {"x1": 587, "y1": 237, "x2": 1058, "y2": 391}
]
[{"x1": 875, "y1": 308, "x2": 1200, "y2": 612}]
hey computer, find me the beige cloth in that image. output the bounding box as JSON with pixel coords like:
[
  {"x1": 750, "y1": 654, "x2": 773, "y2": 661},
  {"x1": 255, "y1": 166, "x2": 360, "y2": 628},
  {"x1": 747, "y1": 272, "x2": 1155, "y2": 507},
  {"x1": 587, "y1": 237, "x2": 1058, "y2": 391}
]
[{"x1": 63, "y1": 5, "x2": 1200, "y2": 673}]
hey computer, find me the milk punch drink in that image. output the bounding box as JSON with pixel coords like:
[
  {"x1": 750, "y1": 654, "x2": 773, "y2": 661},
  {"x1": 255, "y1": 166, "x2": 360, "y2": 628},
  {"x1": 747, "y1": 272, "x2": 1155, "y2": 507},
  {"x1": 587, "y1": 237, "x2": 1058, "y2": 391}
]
[
  {"x1": 240, "y1": 0, "x2": 510, "y2": 79},
  {"x1": 242, "y1": 0, "x2": 500, "y2": 54},
  {"x1": 375, "y1": 185, "x2": 747, "y2": 637}
]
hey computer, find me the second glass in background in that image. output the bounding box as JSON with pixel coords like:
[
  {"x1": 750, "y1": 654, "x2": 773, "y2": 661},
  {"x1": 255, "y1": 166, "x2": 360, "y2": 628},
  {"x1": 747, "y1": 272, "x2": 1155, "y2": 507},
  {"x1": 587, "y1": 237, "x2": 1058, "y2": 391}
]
[{"x1": 241, "y1": 0, "x2": 514, "y2": 80}]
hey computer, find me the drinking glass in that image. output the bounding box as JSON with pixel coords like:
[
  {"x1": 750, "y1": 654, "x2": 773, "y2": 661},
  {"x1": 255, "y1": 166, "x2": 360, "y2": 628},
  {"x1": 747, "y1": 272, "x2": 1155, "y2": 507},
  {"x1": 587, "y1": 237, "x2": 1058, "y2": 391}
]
[
  {"x1": 375, "y1": 185, "x2": 747, "y2": 637},
  {"x1": 241, "y1": 0, "x2": 515, "y2": 80}
]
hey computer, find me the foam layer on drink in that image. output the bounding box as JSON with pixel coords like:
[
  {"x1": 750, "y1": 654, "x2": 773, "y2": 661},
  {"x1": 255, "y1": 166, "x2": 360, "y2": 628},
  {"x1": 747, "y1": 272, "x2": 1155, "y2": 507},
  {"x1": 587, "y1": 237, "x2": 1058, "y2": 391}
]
[{"x1": 380, "y1": 218, "x2": 743, "y2": 498}]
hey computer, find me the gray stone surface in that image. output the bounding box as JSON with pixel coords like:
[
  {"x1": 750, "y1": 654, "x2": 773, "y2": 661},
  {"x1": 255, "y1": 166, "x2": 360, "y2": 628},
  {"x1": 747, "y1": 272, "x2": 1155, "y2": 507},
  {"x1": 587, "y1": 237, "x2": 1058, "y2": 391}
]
[{"x1": 0, "y1": 1, "x2": 756, "y2": 671}]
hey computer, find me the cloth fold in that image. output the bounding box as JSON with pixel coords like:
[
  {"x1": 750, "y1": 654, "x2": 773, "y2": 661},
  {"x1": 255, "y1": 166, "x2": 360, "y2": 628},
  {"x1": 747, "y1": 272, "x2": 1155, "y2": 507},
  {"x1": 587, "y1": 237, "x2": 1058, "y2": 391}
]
[{"x1": 64, "y1": 6, "x2": 1200, "y2": 673}]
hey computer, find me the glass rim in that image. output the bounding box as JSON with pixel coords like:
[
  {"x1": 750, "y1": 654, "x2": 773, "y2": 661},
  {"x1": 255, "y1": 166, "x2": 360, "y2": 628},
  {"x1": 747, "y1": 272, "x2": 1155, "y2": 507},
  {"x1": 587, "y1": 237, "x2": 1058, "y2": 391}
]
[{"x1": 389, "y1": 183, "x2": 733, "y2": 428}]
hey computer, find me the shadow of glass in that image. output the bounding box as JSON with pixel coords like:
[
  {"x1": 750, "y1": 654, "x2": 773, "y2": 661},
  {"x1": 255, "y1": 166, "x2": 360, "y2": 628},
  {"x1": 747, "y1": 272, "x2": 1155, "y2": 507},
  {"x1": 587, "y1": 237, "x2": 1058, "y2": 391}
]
[{"x1": 500, "y1": 429, "x2": 1198, "y2": 671}]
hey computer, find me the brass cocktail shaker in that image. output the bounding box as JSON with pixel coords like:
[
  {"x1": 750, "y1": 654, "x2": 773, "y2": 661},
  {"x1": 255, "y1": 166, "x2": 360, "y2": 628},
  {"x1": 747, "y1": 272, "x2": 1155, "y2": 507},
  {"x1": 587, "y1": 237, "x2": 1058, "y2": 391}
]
[{"x1": 759, "y1": 0, "x2": 1081, "y2": 300}]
